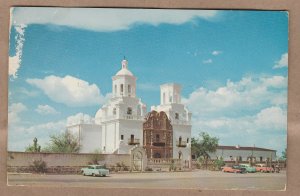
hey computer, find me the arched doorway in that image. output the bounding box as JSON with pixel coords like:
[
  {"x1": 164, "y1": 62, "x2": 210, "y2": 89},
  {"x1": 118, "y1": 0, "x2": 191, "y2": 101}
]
[
  {"x1": 133, "y1": 151, "x2": 143, "y2": 171},
  {"x1": 130, "y1": 147, "x2": 147, "y2": 172}
]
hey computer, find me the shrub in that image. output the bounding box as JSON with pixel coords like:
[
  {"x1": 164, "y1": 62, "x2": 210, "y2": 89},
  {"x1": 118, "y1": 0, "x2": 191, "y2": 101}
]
[
  {"x1": 213, "y1": 158, "x2": 225, "y2": 171},
  {"x1": 30, "y1": 159, "x2": 47, "y2": 173}
]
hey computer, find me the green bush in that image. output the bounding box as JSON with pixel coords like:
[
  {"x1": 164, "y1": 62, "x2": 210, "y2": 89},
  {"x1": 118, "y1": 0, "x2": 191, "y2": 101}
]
[
  {"x1": 213, "y1": 158, "x2": 225, "y2": 171},
  {"x1": 30, "y1": 159, "x2": 47, "y2": 173}
]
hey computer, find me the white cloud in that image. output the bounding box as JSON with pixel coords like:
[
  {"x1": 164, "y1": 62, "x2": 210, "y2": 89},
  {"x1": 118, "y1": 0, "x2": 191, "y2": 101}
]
[
  {"x1": 254, "y1": 106, "x2": 287, "y2": 131},
  {"x1": 212, "y1": 50, "x2": 222, "y2": 56},
  {"x1": 8, "y1": 112, "x2": 94, "y2": 151},
  {"x1": 9, "y1": 24, "x2": 26, "y2": 78},
  {"x1": 183, "y1": 75, "x2": 287, "y2": 115},
  {"x1": 35, "y1": 104, "x2": 59, "y2": 115},
  {"x1": 19, "y1": 88, "x2": 39, "y2": 97},
  {"x1": 203, "y1": 59, "x2": 213, "y2": 64},
  {"x1": 8, "y1": 102, "x2": 27, "y2": 124},
  {"x1": 273, "y1": 53, "x2": 288, "y2": 69},
  {"x1": 26, "y1": 75, "x2": 107, "y2": 107},
  {"x1": 184, "y1": 75, "x2": 287, "y2": 152},
  {"x1": 191, "y1": 106, "x2": 287, "y2": 152},
  {"x1": 66, "y1": 113, "x2": 93, "y2": 126},
  {"x1": 12, "y1": 8, "x2": 218, "y2": 32}
]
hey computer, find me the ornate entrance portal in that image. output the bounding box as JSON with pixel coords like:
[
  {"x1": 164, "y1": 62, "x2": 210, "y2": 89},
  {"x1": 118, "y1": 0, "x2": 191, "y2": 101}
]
[
  {"x1": 143, "y1": 111, "x2": 173, "y2": 159},
  {"x1": 133, "y1": 151, "x2": 142, "y2": 171},
  {"x1": 130, "y1": 147, "x2": 147, "y2": 172}
]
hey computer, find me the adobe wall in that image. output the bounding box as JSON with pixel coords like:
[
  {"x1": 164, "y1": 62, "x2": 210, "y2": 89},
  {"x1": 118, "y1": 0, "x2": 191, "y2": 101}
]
[{"x1": 7, "y1": 151, "x2": 131, "y2": 174}]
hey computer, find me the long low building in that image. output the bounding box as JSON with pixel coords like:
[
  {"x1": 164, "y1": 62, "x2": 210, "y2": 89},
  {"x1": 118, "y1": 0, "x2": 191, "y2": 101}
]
[{"x1": 207, "y1": 145, "x2": 276, "y2": 162}]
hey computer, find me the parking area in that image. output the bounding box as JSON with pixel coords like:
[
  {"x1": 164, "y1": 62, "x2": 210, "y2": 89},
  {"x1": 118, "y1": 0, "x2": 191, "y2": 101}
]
[{"x1": 8, "y1": 170, "x2": 286, "y2": 190}]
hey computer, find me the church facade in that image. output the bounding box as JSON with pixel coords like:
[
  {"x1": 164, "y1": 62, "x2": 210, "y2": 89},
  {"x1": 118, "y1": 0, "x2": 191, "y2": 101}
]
[{"x1": 67, "y1": 59, "x2": 192, "y2": 166}]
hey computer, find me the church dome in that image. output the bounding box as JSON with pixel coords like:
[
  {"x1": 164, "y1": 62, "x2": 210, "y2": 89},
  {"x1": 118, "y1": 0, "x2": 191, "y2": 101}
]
[
  {"x1": 94, "y1": 109, "x2": 102, "y2": 124},
  {"x1": 115, "y1": 59, "x2": 134, "y2": 76},
  {"x1": 116, "y1": 68, "x2": 134, "y2": 76}
]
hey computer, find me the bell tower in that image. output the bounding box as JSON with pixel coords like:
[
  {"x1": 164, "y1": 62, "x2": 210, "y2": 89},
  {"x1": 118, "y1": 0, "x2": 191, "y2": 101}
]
[{"x1": 112, "y1": 59, "x2": 136, "y2": 98}]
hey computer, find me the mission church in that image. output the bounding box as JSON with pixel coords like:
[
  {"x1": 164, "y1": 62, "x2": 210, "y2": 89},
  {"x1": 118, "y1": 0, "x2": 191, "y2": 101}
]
[{"x1": 67, "y1": 59, "x2": 192, "y2": 165}]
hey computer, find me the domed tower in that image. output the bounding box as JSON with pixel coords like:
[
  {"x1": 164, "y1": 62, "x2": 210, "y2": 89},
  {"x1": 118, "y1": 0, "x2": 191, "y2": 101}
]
[
  {"x1": 151, "y1": 83, "x2": 192, "y2": 168},
  {"x1": 112, "y1": 59, "x2": 136, "y2": 98},
  {"x1": 94, "y1": 59, "x2": 146, "y2": 154}
]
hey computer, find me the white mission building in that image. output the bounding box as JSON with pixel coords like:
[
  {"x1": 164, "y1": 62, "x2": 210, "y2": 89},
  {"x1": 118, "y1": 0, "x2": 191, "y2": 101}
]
[{"x1": 68, "y1": 59, "x2": 192, "y2": 163}]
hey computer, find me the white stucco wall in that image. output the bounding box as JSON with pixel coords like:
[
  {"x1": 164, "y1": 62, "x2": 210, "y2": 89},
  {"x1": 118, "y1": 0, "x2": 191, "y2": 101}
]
[
  {"x1": 208, "y1": 148, "x2": 277, "y2": 162},
  {"x1": 67, "y1": 124, "x2": 102, "y2": 153}
]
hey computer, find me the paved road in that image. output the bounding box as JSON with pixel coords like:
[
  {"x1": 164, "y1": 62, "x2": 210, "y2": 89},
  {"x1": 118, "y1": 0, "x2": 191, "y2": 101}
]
[{"x1": 8, "y1": 170, "x2": 286, "y2": 190}]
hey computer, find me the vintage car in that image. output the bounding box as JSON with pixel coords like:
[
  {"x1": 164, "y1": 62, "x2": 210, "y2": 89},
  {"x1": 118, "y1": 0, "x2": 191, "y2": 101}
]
[
  {"x1": 81, "y1": 165, "x2": 109, "y2": 177},
  {"x1": 255, "y1": 164, "x2": 274, "y2": 173},
  {"x1": 221, "y1": 165, "x2": 245, "y2": 173},
  {"x1": 239, "y1": 164, "x2": 256, "y2": 173}
]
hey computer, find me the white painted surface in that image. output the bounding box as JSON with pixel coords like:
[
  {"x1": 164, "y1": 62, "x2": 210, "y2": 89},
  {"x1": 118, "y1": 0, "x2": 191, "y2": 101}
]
[{"x1": 208, "y1": 148, "x2": 277, "y2": 162}]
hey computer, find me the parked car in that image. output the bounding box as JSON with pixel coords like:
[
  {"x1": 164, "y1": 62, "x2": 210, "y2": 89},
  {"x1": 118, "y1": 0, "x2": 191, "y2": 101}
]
[
  {"x1": 81, "y1": 165, "x2": 109, "y2": 177},
  {"x1": 239, "y1": 164, "x2": 256, "y2": 173},
  {"x1": 255, "y1": 164, "x2": 273, "y2": 173},
  {"x1": 232, "y1": 165, "x2": 247, "y2": 173},
  {"x1": 221, "y1": 166, "x2": 245, "y2": 173}
]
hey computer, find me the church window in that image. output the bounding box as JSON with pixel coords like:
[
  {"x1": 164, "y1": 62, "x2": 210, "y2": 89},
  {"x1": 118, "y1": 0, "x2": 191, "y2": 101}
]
[
  {"x1": 120, "y1": 84, "x2": 123, "y2": 94},
  {"x1": 121, "y1": 135, "x2": 124, "y2": 140},
  {"x1": 130, "y1": 134, "x2": 134, "y2": 142},
  {"x1": 128, "y1": 85, "x2": 131, "y2": 93},
  {"x1": 169, "y1": 95, "x2": 173, "y2": 103},
  {"x1": 156, "y1": 134, "x2": 160, "y2": 142},
  {"x1": 187, "y1": 138, "x2": 189, "y2": 143},
  {"x1": 127, "y1": 107, "x2": 132, "y2": 115},
  {"x1": 175, "y1": 113, "x2": 179, "y2": 119},
  {"x1": 114, "y1": 85, "x2": 117, "y2": 94},
  {"x1": 113, "y1": 108, "x2": 116, "y2": 115},
  {"x1": 163, "y1": 93, "x2": 166, "y2": 104}
]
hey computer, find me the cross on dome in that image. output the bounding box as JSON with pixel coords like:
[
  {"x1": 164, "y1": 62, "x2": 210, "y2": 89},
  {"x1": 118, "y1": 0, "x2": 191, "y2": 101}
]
[
  {"x1": 116, "y1": 58, "x2": 133, "y2": 76},
  {"x1": 122, "y1": 58, "x2": 128, "y2": 69}
]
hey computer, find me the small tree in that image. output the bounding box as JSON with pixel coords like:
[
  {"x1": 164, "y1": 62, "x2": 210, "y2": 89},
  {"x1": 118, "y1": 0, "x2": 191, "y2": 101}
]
[
  {"x1": 213, "y1": 157, "x2": 225, "y2": 171},
  {"x1": 43, "y1": 130, "x2": 80, "y2": 153},
  {"x1": 90, "y1": 149, "x2": 104, "y2": 164},
  {"x1": 191, "y1": 132, "x2": 219, "y2": 169},
  {"x1": 25, "y1": 137, "x2": 41, "y2": 152},
  {"x1": 30, "y1": 159, "x2": 47, "y2": 173},
  {"x1": 281, "y1": 148, "x2": 287, "y2": 160}
]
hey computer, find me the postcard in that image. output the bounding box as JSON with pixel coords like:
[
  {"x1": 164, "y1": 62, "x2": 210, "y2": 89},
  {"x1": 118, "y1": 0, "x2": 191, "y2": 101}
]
[{"x1": 7, "y1": 7, "x2": 288, "y2": 190}]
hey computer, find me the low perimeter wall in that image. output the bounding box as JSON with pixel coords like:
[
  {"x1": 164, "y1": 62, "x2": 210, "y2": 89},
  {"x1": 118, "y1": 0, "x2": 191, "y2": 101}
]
[{"x1": 7, "y1": 151, "x2": 131, "y2": 174}]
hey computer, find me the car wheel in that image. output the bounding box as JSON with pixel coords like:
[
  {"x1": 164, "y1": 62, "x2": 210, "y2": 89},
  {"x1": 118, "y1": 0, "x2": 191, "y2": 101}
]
[{"x1": 92, "y1": 173, "x2": 96, "y2": 177}]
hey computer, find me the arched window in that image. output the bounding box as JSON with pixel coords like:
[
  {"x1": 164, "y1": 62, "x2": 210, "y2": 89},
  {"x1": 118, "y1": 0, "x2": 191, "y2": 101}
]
[
  {"x1": 156, "y1": 134, "x2": 160, "y2": 142},
  {"x1": 128, "y1": 84, "x2": 131, "y2": 93},
  {"x1": 113, "y1": 108, "x2": 116, "y2": 115},
  {"x1": 120, "y1": 84, "x2": 123, "y2": 94},
  {"x1": 114, "y1": 85, "x2": 117, "y2": 95},
  {"x1": 127, "y1": 107, "x2": 132, "y2": 115}
]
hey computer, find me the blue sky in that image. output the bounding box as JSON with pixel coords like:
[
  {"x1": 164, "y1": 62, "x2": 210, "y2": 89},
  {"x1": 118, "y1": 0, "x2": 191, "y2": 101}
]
[{"x1": 8, "y1": 8, "x2": 288, "y2": 155}]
